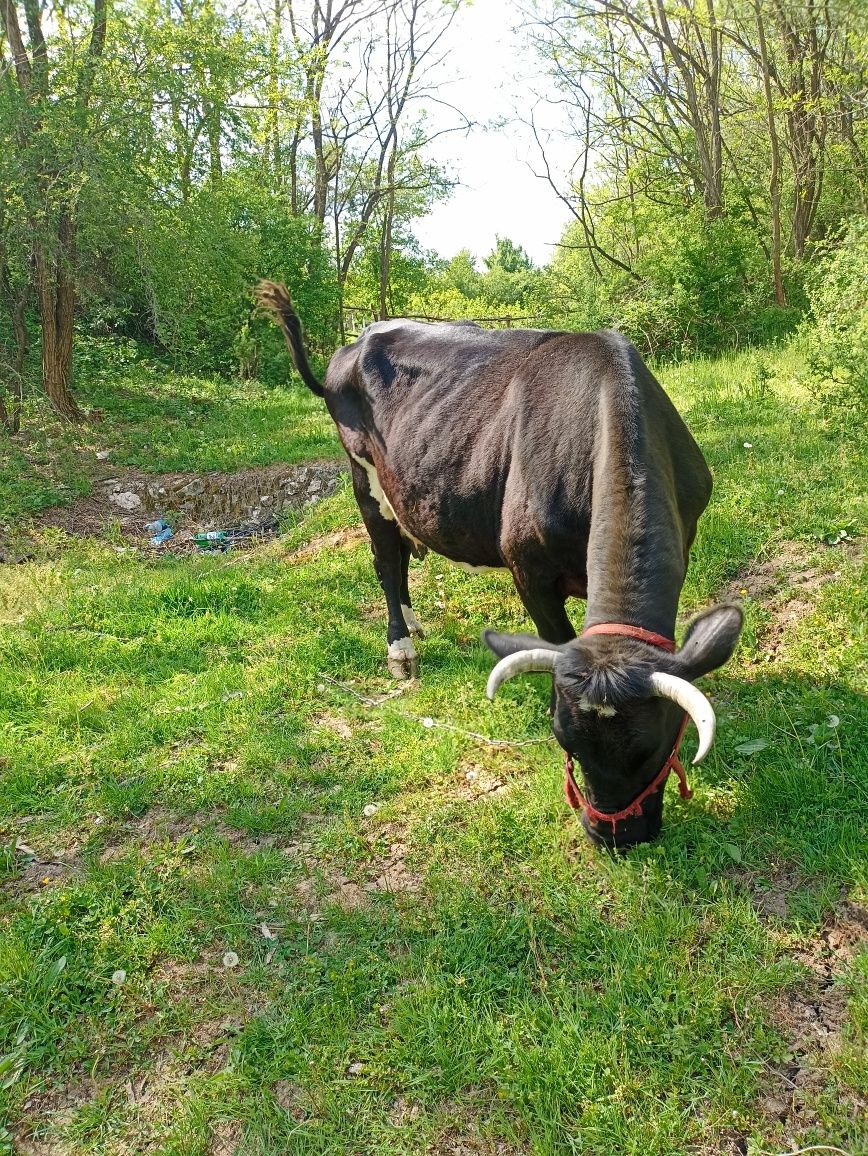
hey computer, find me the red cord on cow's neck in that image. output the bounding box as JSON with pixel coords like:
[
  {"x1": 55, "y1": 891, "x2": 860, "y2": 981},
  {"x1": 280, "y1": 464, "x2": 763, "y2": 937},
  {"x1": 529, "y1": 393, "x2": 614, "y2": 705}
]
[
  {"x1": 566, "y1": 621, "x2": 690, "y2": 830},
  {"x1": 581, "y1": 622, "x2": 676, "y2": 652}
]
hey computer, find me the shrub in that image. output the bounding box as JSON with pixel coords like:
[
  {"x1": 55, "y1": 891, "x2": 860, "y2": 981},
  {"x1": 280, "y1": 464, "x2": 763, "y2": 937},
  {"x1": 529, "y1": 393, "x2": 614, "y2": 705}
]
[{"x1": 802, "y1": 217, "x2": 868, "y2": 421}]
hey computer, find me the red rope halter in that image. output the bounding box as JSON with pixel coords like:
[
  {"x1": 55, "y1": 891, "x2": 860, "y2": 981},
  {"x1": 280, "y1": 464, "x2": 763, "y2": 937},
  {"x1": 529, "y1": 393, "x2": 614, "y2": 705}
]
[
  {"x1": 564, "y1": 716, "x2": 692, "y2": 830},
  {"x1": 564, "y1": 622, "x2": 693, "y2": 830}
]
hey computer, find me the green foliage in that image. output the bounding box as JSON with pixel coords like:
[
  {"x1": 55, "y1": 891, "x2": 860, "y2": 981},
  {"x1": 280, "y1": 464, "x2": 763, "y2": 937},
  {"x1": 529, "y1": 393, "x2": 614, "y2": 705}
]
[
  {"x1": 802, "y1": 218, "x2": 868, "y2": 421},
  {"x1": 546, "y1": 208, "x2": 801, "y2": 358},
  {"x1": 405, "y1": 239, "x2": 549, "y2": 322},
  {"x1": 129, "y1": 178, "x2": 338, "y2": 380}
]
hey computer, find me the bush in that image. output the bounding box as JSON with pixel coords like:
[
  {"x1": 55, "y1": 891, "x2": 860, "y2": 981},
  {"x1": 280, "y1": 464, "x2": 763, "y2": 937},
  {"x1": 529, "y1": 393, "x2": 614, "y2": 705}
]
[
  {"x1": 77, "y1": 175, "x2": 339, "y2": 382},
  {"x1": 543, "y1": 206, "x2": 802, "y2": 359},
  {"x1": 802, "y1": 217, "x2": 868, "y2": 421}
]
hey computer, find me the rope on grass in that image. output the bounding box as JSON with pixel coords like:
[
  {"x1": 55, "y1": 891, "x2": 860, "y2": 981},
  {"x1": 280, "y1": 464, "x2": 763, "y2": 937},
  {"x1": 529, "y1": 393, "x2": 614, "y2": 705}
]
[{"x1": 317, "y1": 673, "x2": 556, "y2": 750}]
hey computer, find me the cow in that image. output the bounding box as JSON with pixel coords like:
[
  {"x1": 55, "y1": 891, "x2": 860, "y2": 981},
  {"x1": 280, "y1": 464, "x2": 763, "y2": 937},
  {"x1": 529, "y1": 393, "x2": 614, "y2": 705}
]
[{"x1": 257, "y1": 281, "x2": 742, "y2": 849}]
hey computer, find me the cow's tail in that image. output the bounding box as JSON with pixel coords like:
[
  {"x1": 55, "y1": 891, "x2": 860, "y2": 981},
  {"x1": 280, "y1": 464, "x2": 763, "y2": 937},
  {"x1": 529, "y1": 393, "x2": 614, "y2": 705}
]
[{"x1": 255, "y1": 280, "x2": 324, "y2": 397}]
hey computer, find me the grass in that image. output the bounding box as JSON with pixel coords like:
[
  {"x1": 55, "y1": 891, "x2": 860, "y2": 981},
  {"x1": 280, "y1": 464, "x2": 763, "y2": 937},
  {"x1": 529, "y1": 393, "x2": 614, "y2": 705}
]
[{"x1": 0, "y1": 342, "x2": 866, "y2": 1155}]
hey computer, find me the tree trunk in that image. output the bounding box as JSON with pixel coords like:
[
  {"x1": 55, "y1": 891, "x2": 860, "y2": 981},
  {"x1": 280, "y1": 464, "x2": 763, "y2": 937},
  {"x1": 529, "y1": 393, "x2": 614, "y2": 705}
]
[
  {"x1": 310, "y1": 85, "x2": 328, "y2": 225},
  {"x1": 205, "y1": 101, "x2": 222, "y2": 183},
  {"x1": 36, "y1": 213, "x2": 83, "y2": 423},
  {"x1": 0, "y1": 210, "x2": 27, "y2": 433},
  {"x1": 378, "y1": 155, "x2": 397, "y2": 320},
  {"x1": 754, "y1": 1, "x2": 787, "y2": 306}
]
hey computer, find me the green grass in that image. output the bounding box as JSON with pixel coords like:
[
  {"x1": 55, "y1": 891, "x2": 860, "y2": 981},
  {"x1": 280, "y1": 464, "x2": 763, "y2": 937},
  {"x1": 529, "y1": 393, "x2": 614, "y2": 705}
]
[{"x1": 0, "y1": 344, "x2": 866, "y2": 1155}]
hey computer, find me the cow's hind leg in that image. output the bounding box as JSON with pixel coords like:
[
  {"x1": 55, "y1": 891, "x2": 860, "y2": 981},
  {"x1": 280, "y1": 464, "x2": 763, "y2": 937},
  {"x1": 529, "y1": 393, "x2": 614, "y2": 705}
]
[
  {"x1": 400, "y1": 537, "x2": 424, "y2": 638},
  {"x1": 350, "y1": 461, "x2": 418, "y2": 679}
]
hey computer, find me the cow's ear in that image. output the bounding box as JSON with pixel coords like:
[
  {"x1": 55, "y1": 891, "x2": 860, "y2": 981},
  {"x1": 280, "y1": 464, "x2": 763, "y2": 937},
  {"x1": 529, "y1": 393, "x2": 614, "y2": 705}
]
[
  {"x1": 482, "y1": 630, "x2": 562, "y2": 659},
  {"x1": 673, "y1": 604, "x2": 743, "y2": 680}
]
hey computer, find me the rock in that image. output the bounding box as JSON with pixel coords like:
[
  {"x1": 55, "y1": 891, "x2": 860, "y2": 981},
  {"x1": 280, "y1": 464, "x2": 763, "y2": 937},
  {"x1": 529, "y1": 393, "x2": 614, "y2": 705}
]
[
  {"x1": 96, "y1": 450, "x2": 111, "y2": 460},
  {"x1": 181, "y1": 478, "x2": 205, "y2": 497},
  {"x1": 109, "y1": 491, "x2": 142, "y2": 511}
]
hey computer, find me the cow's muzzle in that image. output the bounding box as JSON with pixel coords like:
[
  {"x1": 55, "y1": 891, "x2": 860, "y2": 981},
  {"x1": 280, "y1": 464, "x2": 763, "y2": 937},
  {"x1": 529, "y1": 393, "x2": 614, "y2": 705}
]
[
  {"x1": 580, "y1": 790, "x2": 665, "y2": 849},
  {"x1": 565, "y1": 716, "x2": 693, "y2": 848}
]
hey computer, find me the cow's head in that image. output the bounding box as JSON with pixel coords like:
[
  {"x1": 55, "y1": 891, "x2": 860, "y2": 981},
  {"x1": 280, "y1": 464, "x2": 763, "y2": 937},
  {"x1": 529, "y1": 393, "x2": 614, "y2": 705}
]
[{"x1": 484, "y1": 604, "x2": 743, "y2": 849}]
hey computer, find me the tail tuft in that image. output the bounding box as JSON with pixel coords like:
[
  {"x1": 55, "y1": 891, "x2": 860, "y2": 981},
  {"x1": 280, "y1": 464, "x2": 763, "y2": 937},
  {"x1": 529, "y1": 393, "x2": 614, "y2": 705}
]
[{"x1": 255, "y1": 280, "x2": 324, "y2": 396}]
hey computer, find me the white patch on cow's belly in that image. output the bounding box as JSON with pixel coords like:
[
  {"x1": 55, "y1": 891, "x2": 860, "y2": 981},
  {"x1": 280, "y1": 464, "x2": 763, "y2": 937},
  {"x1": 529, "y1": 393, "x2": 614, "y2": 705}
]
[
  {"x1": 348, "y1": 451, "x2": 424, "y2": 550},
  {"x1": 349, "y1": 451, "x2": 397, "y2": 522},
  {"x1": 453, "y1": 562, "x2": 507, "y2": 575}
]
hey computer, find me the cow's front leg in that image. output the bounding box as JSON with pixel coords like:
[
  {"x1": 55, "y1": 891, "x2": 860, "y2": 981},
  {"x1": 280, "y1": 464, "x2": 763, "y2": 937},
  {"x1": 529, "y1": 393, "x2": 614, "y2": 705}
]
[
  {"x1": 511, "y1": 575, "x2": 576, "y2": 646},
  {"x1": 511, "y1": 575, "x2": 575, "y2": 714},
  {"x1": 350, "y1": 461, "x2": 418, "y2": 679}
]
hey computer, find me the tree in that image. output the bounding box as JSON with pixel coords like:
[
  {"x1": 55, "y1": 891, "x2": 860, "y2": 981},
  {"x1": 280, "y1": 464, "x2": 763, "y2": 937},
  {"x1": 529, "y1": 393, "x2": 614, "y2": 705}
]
[
  {"x1": 1, "y1": 0, "x2": 110, "y2": 421},
  {"x1": 525, "y1": 0, "x2": 868, "y2": 352}
]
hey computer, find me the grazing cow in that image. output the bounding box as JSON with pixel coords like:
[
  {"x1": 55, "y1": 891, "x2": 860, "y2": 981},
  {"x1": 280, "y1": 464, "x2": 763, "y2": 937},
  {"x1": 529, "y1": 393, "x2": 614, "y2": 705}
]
[{"x1": 257, "y1": 282, "x2": 742, "y2": 848}]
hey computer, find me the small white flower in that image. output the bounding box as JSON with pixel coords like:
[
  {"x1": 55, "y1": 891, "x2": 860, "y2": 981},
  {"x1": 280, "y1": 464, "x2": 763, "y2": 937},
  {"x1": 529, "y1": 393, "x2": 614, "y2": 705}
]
[
  {"x1": 111, "y1": 969, "x2": 127, "y2": 986},
  {"x1": 363, "y1": 803, "x2": 379, "y2": 818},
  {"x1": 465, "y1": 770, "x2": 478, "y2": 782},
  {"x1": 222, "y1": 951, "x2": 240, "y2": 969},
  {"x1": 827, "y1": 715, "x2": 840, "y2": 728},
  {"x1": 421, "y1": 717, "x2": 434, "y2": 728},
  {"x1": 743, "y1": 442, "x2": 753, "y2": 449},
  {"x1": 776, "y1": 488, "x2": 784, "y2": 495}
]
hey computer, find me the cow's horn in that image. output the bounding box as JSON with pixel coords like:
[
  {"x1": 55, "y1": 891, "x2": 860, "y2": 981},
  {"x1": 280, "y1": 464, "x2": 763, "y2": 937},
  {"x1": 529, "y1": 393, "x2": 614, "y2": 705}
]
[
  {"x1": 486, "y1": 650, "x2": 559, "y2": 700},
  {"x1": 649, "y1": 672, "x2": 716, "y2": 764}
]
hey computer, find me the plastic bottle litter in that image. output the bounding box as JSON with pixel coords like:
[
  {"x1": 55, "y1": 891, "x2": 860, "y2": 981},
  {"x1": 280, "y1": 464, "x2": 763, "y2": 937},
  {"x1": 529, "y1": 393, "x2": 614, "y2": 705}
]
[
  {"x1": 193, "y1": 522, "x2": 278, "y2": 552},
  {"x1": 145, "y1": 518, "x2": 173, "y2": 546},
  {"x1": 194, "y1": 530, "x2": 229, "y2": 551}
]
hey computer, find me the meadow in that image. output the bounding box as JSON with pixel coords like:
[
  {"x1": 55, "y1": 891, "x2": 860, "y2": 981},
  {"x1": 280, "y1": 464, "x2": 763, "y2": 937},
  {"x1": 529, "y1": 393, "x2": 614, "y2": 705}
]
[{"x1": 0, "y1": 343, "x2": 865, "y2": 1156}]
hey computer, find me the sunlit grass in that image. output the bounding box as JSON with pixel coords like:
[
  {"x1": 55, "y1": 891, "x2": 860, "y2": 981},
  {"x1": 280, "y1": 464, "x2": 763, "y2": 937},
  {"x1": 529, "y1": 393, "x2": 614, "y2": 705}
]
[{"x1": 0, "y1": 341, "x2": 865, "y2": 1154}]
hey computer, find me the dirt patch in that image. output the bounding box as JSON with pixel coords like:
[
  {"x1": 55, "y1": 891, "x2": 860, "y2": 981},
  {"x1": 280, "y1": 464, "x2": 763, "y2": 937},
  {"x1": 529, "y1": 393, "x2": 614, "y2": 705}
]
[
  {"x1": 294, "y1": 868, "x2": 368, "y2": 912},
  {"x1": 2, "y1": 840, "x2": 81, "y2": 898},
  {"x1": 209, "y1": 1119, "x2": 242, "y2": 1156},
  {"x1": 273, "y1": 1080, "x2": 316, "y2": 1120},
  {"x1": 14, "y1": 1074, "x2": 95, "y2": 1152},
  {"x1": 286, "y1": 821, "x2": 424, "y2": 917},
  {"x1": 454, "y1": 759, "x2": 512, "y2": 803},
  {"x1": 428, "y1": 1097, "x2": 523, "y2": 1156},
  {"x1": 94, "y1": 805, "x2": 284, "y2": 865},
  {"x1": 795, "y1": 899, "x2": 868, "y2": 973},
  {"x1": 367, "y1": 840, "x2": 422, "y2": 895},
  {"x1": 284, "y1": 526, "x2": 367, "y2": 562},
  {"x1": 732, "y1": 862, "x2": 815, "y2": 922},
  {"x1": 723, "y1": 537, "x2": 864, "y2": 653},
  {"x1": 5, "y1": 460, "x2": 346, "y2": 557},
  {"x1": 722, "y1": 540, "x2": 826, "y2": 604},
  {"x1": 756, "y1": 900, "x2": 867, "y2": 1138}
]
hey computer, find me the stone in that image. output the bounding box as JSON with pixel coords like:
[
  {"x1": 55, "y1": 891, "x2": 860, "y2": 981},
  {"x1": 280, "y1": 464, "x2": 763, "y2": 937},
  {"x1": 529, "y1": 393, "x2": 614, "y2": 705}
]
[{"x1": 109, "y1": 491, "x2": 142, "y2": 511}]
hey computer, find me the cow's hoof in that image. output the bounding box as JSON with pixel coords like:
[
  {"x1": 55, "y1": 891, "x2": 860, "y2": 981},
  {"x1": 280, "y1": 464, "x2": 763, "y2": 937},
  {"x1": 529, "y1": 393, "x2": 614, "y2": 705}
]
[
  {"x1": 401, "y1": 604, "x2": 425, "y2": 638},
  {"x1": 387, "y1": 637, "x2": 418, "y2": 679}
]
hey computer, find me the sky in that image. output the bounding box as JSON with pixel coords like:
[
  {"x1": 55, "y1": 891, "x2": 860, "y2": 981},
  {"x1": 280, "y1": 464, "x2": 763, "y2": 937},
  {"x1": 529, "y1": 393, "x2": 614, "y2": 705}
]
[{"x1": 410, "y1": 0, "x2": 577, "y2": 267}]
